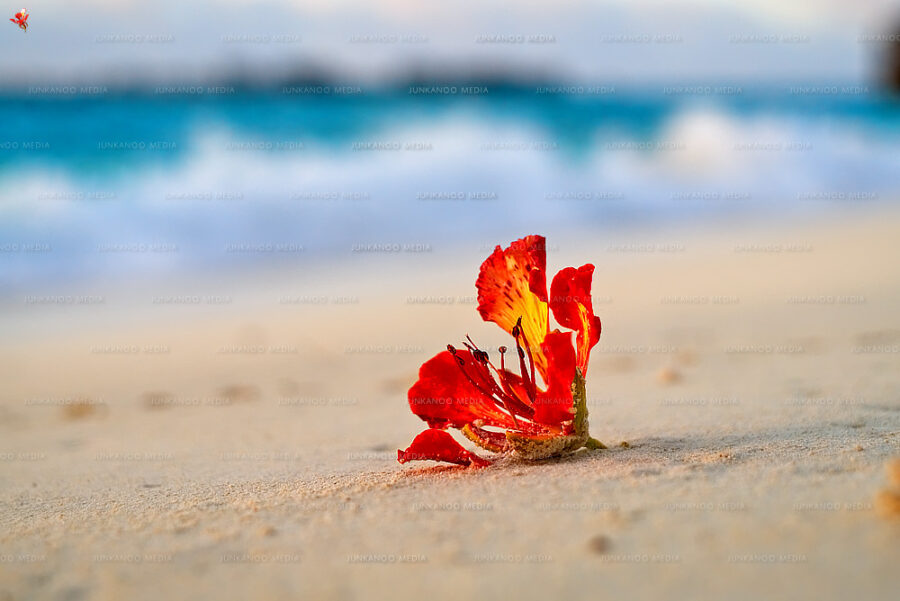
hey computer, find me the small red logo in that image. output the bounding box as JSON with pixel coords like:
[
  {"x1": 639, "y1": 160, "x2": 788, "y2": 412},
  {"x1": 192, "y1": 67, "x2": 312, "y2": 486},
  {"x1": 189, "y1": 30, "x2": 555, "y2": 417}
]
[{"x1": 10, "y1": 8, "x2": 28, "y2": 32}]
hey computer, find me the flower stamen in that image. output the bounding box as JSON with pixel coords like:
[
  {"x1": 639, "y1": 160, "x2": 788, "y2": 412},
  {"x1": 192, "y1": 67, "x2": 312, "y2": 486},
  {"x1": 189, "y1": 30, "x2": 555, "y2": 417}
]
[
  {"x1": 512, "y1": 318, "x2": 537, "y2": 403},
  {"x1": 448, "y1": 342, "x2": 521, "y2": 428}
]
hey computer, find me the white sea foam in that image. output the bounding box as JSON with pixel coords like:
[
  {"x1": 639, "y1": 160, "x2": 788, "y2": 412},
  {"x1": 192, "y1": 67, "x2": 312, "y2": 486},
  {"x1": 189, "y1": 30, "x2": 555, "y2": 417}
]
[{"x1": 1, "y1": 110, "x2": 896, "y2": 290}]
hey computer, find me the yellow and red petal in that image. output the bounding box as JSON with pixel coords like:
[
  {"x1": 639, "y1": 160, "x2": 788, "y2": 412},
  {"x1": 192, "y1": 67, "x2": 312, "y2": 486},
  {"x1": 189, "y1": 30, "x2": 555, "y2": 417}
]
[
  {"x1": 397, "y1": 429, "x2": 490, "y2": 466},
  {"x1": 531, "y1": 330, "x2": 577, "y2": 426},
  {"x1": 476, "y1": 235, "x2": 550, "y2": 378},
  {"x1": 408, "y1": 350, "x2": 518, "y2": 430},
  {"x1": 549, "y1": 264, "x2": 602, "y2": 374}
]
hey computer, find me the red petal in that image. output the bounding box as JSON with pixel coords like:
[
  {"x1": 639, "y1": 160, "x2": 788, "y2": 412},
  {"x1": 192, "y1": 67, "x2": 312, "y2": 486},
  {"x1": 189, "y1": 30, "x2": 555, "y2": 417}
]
[
  {"x1": 408, "y1": 351, "x2": 518, "y2": 430},
  {"x1": 397, "y1": 429, "x2": 490, "y2": 466},
  {"x1": 532, "y1": 330, "x2": 576, "y2": 426},
  {"x1": 476, "y1": 235, "x2": 550, "y2": 378},
  {"x1": 550, "y1": 265, "x2": 602, "y2": 374}
]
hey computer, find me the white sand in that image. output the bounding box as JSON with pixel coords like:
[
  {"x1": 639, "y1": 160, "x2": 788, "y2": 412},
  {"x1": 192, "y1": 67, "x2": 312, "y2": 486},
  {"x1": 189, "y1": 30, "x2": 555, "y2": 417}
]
[{"x1": 1, "y1": 208, "x2": 899, "y2": 600}]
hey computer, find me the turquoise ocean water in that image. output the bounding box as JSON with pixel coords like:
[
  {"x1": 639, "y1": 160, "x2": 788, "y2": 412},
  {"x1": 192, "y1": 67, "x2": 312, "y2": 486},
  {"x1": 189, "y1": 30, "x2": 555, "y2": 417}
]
[{"x1": 1, "y1": 84, "x2": 897, "y2": 292}]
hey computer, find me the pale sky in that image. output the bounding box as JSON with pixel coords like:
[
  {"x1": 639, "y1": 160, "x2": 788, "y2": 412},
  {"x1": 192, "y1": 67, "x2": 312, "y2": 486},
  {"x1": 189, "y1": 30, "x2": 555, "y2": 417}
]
[{"x1": 2, "y1": 0, "x2": 896, "y2": 84}]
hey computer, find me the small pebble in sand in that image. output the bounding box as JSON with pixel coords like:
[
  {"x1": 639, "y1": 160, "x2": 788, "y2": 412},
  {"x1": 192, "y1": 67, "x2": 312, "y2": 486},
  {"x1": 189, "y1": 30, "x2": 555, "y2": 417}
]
[
  {"x1": 657, "y1": 367, "x2": 682, "y2": 385},
  {"x1": 587, "y1": 535, "x2": 611, "y2": 554},
  {"x1": 874, "y1": 458, "x2": 900, "y2": 520},
  {"x1": 61, "y1": 397, "x2": 105, "y2": 420},
  {"x1": 217, "y1": 384, "x2": 261, "y2": 404},
  {"x1": 874, "y1": 489, "x2": 900, "y2": 519},
  {"x1": 887, "y1": 458, "x2": 900, "y2": 488}
]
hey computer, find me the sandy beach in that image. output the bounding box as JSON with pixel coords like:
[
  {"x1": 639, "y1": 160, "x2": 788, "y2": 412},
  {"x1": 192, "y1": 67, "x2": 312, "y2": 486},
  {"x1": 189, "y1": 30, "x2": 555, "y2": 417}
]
[{"x1": 1, "y1": 206, "x2": 899, "y2": 600}]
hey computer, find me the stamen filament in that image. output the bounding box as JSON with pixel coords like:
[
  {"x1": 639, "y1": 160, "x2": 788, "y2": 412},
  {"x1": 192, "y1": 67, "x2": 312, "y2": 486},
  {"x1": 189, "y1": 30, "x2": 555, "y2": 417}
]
[
  {"x1": 512, "y1": 321, "x2": 537, "y2": 403},
  {"x1": 449, "y1": 343, "x2": 521, "y2": 428}
]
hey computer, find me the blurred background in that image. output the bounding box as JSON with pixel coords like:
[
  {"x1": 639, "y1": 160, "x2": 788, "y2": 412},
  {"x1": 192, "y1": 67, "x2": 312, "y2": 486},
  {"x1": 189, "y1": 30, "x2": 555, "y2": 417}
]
[
  {"x1": 1, "y1": 0, "x2": 898, "y2": 303},
  {"x1": 2, "y1": 3, "x2": 900, "y2": 599}
]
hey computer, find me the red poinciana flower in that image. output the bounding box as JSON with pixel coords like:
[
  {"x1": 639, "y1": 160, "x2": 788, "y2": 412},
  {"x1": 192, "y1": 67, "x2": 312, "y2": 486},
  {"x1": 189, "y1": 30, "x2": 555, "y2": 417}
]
[
  {"x1": 398, "y1": 235, "x2": 606, "y2": 467},
  {"x1": 10, "y1": 9, "x2": 28, "y2": 32}
]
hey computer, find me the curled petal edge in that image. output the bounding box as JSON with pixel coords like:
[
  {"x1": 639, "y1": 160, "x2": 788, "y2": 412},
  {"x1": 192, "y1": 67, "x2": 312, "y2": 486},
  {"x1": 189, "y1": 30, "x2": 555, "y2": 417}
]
[{"x1": 397, "y1": 429, "x2": 491, "y2": 467}]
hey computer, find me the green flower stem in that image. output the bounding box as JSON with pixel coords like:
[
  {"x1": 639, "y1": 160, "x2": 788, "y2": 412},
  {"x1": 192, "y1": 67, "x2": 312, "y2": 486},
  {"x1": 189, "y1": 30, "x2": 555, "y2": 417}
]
[{"x1": 573, "y1": 368, "x2": 605, "y2": 451}]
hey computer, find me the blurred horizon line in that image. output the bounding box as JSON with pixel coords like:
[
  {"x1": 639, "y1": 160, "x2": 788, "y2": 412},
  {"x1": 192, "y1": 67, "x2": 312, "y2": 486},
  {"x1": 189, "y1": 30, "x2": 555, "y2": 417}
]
[{"x1": 0, "y1": 62, "x2": 896, "y2": 96}]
